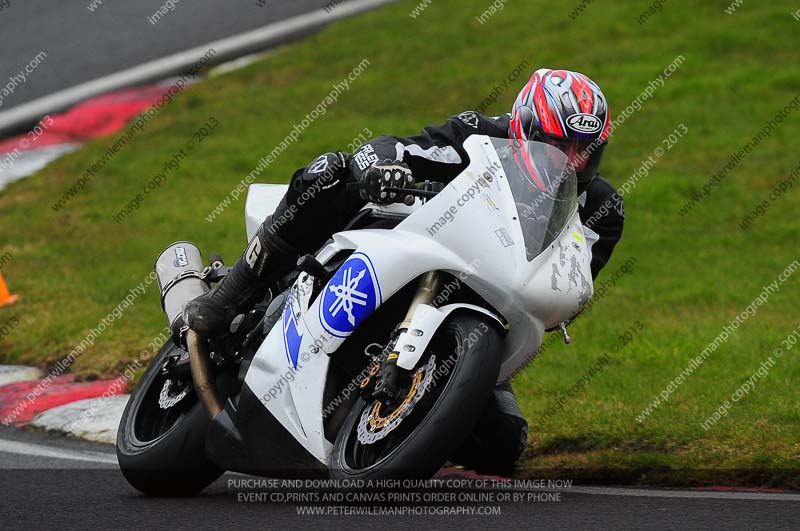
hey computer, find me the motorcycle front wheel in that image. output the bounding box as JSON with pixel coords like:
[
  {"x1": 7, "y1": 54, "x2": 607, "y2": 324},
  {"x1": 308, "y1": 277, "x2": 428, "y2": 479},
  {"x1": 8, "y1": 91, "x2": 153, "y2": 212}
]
[
  {"x1": 330, "y1": 313, "x2": 502, "y2": 480},
  {"x1": 116, "y1": 341, "x2": 222, "y2": 496}
]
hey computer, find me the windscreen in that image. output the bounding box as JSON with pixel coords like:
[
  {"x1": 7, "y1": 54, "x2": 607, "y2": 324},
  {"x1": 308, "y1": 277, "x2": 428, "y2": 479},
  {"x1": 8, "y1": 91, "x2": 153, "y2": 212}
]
[{"x1": 491, "y1": 138, "x2": 578, "y2": 261}]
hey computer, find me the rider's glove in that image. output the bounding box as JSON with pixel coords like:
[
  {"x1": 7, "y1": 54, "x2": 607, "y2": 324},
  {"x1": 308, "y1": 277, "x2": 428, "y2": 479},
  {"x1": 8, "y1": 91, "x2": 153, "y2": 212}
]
[{"x1": 360, "y1": 160, "x2": 415, "y2": 204}]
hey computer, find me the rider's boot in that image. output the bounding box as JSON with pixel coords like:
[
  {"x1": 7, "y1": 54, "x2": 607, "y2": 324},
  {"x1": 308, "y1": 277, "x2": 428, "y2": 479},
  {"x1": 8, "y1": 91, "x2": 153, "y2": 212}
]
[
  {"x1": 184, "y1": 219, "x2": 298, "y2": 338},
  {"x1": 449, "y1": 382, "x2": 528, "y2": 474}
]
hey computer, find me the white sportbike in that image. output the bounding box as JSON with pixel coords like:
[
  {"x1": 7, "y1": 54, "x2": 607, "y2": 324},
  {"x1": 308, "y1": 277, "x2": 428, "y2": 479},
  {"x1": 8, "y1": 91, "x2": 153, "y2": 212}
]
[{"x1": 117, "y1": 136, "x2": 596, "y2": 495}]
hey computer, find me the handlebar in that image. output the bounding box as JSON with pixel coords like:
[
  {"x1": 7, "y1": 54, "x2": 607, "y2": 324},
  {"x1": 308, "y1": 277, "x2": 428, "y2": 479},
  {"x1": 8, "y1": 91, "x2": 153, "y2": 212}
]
[{"x1": 347, "y1": 179, "x2": 445, "y2": 203}]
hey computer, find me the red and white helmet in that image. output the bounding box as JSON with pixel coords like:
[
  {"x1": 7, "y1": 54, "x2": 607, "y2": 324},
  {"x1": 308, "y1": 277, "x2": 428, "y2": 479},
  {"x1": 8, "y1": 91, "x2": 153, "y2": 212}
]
[{"x1": 510, "y1": 68, "x2": 610, "y2": 190}]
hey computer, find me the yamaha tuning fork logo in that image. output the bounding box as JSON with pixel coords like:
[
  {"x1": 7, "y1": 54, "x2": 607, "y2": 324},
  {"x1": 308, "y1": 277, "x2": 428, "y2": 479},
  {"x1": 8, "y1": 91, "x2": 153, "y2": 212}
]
[{"x1": 320, "y1": 253, "x2": 382, "y2": 338}]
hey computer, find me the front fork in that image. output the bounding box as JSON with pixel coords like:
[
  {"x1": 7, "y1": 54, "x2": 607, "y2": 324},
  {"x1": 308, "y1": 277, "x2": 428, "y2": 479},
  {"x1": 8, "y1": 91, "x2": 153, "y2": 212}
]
[
  {"x1": 370, "y1": 271, "x2": 443, "y2": 402},
  {"x1": 399, "y1": 271, "x2": 444, "y2": 330}
]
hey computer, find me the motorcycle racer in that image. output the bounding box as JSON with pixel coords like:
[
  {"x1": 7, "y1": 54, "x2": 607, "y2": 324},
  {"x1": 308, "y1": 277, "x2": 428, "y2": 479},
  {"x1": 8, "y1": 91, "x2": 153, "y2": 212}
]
[{"x1": 184, "y1": 68, "x2": 624, "y2": 473}]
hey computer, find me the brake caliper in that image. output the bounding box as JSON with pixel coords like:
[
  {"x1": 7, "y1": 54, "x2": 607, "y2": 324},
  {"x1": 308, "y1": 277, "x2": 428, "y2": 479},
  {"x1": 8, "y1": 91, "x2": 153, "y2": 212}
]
[{"x1": 356, "y1": 355, "x2": 437, "y2": 444}]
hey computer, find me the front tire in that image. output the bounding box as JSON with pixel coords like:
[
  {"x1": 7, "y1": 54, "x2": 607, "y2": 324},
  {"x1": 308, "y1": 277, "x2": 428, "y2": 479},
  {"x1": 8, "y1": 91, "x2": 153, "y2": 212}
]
[
  {"x1": 116, "y1": 342, "x2": 222, "y2": 496},
  {"x1": 330, "y1": 313, "x2": 502, "y2": 480}
]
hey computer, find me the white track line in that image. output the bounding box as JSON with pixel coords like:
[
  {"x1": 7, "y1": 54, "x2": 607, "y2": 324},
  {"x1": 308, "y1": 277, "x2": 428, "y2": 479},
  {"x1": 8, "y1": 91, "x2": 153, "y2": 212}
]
[
  {"x1": 0, "y1": 0, "x2": 398, "y2": 134},
  {"x1": 0, "y1": 437, "x2": 118, "y2": 466},
  {"x1": 2, "y1": 435, "x2": 796, "y2": 501},
  {"x1": 550, "y1": 485, "x2": 800, "y2": 501}
]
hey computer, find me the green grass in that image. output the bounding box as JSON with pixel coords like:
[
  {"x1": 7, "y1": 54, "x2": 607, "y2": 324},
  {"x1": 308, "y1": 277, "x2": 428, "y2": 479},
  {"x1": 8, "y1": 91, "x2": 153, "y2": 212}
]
[{"x1": 1, "y1": 0, "x2": 799, "y2": 486}]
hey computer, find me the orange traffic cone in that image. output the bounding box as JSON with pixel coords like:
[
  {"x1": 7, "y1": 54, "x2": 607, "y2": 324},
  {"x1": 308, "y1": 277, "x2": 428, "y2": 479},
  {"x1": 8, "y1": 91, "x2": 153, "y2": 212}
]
[{"x1": 0, "y1": 272, "x2": 19, "y2": 308}]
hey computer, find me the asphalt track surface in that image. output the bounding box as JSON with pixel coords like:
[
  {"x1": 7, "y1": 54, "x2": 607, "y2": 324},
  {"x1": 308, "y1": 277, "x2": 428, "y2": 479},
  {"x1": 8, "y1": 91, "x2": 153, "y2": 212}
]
[
  {"x1": 1, "y1": 426, "x2": 798, "y2": 530},
  {"x1": 0, "y1": 0, "x2": 356, "y2": 110}
]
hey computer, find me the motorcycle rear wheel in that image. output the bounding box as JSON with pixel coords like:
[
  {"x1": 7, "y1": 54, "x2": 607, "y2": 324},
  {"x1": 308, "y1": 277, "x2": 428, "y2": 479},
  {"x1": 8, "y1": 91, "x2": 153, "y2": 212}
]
[
  {"x1": 330, "y1": 313, "x2": 502, "y2": 480},
  {"x1": 116, "y1": 341, "x2": 222, "y2": 496}
]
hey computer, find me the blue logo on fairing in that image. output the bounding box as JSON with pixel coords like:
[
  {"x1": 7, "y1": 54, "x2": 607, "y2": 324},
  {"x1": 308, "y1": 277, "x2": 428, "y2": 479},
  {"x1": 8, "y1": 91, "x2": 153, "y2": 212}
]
[
  {"x1": 283, "y1": 290, "x2": 303, "y2": 368},
  {"x1": 320, "y1": 253, "x2": 381, "y2": 338}
]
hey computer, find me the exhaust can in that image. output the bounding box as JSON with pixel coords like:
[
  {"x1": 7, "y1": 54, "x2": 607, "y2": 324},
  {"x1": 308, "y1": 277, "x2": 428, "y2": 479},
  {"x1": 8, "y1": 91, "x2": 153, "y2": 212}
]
[{"x1": 154, "y1": 241, "x2": 209, "y2": 332}]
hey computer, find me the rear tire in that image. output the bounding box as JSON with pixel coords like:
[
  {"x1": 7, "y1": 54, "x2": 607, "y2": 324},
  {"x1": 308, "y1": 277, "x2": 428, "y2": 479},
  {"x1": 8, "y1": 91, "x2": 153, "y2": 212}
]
[
  {"x1": 116, "y1": 342, "x2": 222, "y2": 496},
  {"x1": 330, "y1": 313, "x2": 502, "y2": 480}
]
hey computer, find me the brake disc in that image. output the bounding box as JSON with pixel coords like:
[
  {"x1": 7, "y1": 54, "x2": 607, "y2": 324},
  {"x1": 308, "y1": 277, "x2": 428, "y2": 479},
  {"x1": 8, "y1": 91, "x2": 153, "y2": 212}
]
[
  {"x1": 356, "y1": 355, "x2": 437, "y2": 445},
  {"x1": 158, "y1": 379, "x2": 191, "y2": 409}
]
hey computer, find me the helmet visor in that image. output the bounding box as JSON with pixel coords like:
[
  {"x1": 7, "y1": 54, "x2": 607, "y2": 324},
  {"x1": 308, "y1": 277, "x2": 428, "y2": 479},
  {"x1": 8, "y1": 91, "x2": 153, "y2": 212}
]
[
  {"x1": 535, "y1": 134, "x2": 606, "y2": 183},
  {"x1": 543, "y1": 138, "x2": 591, "y2": 172}
]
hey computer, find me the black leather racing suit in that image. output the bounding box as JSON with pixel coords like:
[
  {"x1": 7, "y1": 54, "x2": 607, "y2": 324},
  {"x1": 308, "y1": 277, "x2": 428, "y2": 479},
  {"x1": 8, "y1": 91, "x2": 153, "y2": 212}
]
[
  {"x1": 273, "y1": 111, "x2": 623, "y2": 276},
  {"x1": 266, "y1": 111, "x2": 624, "y2": 471}
]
